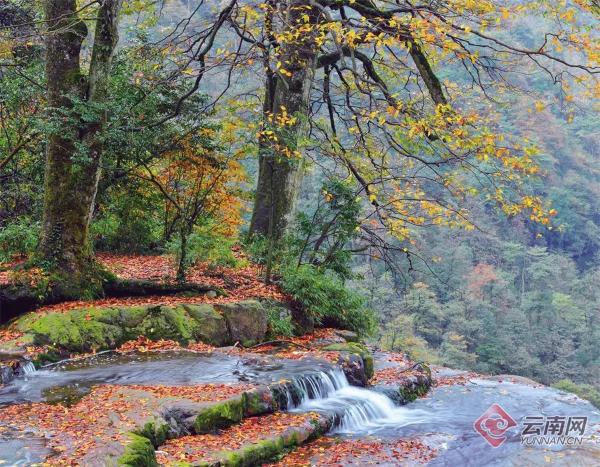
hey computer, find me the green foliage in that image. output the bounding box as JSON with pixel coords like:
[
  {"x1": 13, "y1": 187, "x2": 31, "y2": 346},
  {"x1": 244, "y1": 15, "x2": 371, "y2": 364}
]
[
  {"x1": 265, "y1": 304, "x2": 295, "y2": 338},
  {"x1": 166, "y1": 221, "x2": 241, "y2": 270},
  {"x1": 244, "y1": 181, "x2": 374, "y2": 336},
  {"x1": 280, "y1": 264, "x2": 376, "y2": 336},
  {"x1": 0, "y1": 217, "x2": 40, "y2": 262},
  {"x1": 293, "y1": 180, "x2": 361, "y2": 279},
  {"x1": 244, "y1": 234, "x2": 270, "y2": 266},
  {"x1": 380, "y1": 315, "x2": 439, "y2": 364},
  {"x1": 91, "y1": 183, "x2": 163, "y2": 253},
  {"x1": 552, "y1": 380, "x2": 600, "y2": 409}
]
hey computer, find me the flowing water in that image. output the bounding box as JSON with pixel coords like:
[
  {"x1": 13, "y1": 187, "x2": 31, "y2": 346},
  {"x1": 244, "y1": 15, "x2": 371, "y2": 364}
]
[
  {"x1": 280, "y1": 367, "x2": 429, "y2": 433},
  {"x1": 0, "y1": 352, "x2": 599, "y2": 466}
]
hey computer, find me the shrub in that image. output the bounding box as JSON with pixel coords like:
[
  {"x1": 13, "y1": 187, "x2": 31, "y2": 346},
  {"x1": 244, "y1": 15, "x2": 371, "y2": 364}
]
[
  {"x1": 280, "y1": 264, "x2": 377, "y2": 336},
  {"x1": 552, "y1": 379, "x2": 600, "y2": 409},
  {"x1": 91, "y1": 189, "x2": 162, "y2": 254},
  {"x1": 265, "y1": 303, "x2": 295, "y2": 338},
  {"x1": 166, "y1": 221, "x2": 241, "y2": 270},
  {"x1": 0, "y1": 217, "x2": 40, "y2": 262}
]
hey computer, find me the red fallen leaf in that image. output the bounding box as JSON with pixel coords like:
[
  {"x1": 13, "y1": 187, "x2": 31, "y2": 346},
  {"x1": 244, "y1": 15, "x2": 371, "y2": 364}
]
[
  {"x1": 3, "y1": 253, "x2": 289, "y2": 322},
  {"x1": 271, "y1": 436, "x2": 437, "y2": 466},
  {"x1": 434, "y1": 371, "x2": 479, "y2": 387},
  {"x1": 0, "y1": 382, "x2": 254, "y2": 465},
  {"x1": 157, "y1": 412, "x2": 320, "y2": 465}
]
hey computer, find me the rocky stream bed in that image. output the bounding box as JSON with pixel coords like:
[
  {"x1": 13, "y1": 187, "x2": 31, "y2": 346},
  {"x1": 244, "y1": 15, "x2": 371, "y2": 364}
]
[
  {"x1": 0, "y1": 347, "x2": 598, "y2": 466},
  {"x1": 0, "y1": 299, "x2": 598, "y2": 466}
]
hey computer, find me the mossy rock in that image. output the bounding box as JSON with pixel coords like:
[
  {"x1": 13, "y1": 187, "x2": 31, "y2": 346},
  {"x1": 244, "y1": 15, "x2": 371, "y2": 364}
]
[
  {"x1": 116, "y1": 306, "x2": 151, "y2": 328},
  {"x1": 218, "y1": 436, "x2": 287, "y2": 467},
  {"x1": 216, "y1": 300, "x2": 267, "y2": 346},
  {"x1": 11, "y1": 300, "x2": 271, "y2": 353},
  {"x1": 181, "y1": 304, "x2": 230, "y2": 346},
  {"x1": 209, "y1": 414, "x2": 332, "y2": 467},
  {"x1": 322, "y1": 342, "x2": 374, "y2": 380},
  {"x1": 118, "y1": 433, "x2": 158, "y2": 467},
  {"x1": 398, "y1": 383, "x2": 430, "y2": 403},
  {"x1": 130, "y1": 305, "x2": 198, "y2": 344},
  {"x1": 193, "y1": 398, "x2": 245, "y2": 433},
  {"x1": 134, "y1": 420, "x2": 170, "y2": 448},
  {"x1": 27, "y1": 310, "x2": 123, "y2": 352},
  {"x1": 244, "y1": 387, "x2": 275, "y2": 416}
]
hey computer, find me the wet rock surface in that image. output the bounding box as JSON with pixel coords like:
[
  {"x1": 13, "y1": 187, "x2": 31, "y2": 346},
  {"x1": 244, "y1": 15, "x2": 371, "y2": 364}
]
[{"x1": 0, "y1": 339, "x2": 598, "y2": 466}]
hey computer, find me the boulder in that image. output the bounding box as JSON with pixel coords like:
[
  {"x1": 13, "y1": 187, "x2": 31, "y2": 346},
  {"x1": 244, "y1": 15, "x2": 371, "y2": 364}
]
[
  {"x1": 160, "y1": 400, "x2": 208, "y2": 437},
  {"x1": 216, "y1": 300, "x2": 268, "y2": 346},
  {"x1": 334, "y1": 329, "x2": 359, "y2": 343},
  {"x1": 130, "y1": 305, "x2": 198, "y2": 344},
  {"x1": 322, "y1": 342, "x2": 374, "y2": 383},
  {"x1": 180, "y1": 304, "x2": 230, "y2": 346},
  {"x1": 338, "y1": 352, "x2": 368, "y2": 386},
  {"x1": 0, "y1": 363, "x2": 14, "y2": 385},
  {"x1": 7, "y1": 300, "x2": 272, "y2": 355}
]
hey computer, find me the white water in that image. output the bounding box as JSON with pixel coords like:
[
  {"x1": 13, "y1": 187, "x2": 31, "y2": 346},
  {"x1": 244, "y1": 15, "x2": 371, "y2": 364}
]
[
  {"x1": 8, "y1": 358, "x2": 430, "y2": 435},
  {"x1": 20, "y1": 361, "x2": 36, "y2": 376},
  {"x1": 287, "y1": 368, "x2": 430, "y2": 434}
]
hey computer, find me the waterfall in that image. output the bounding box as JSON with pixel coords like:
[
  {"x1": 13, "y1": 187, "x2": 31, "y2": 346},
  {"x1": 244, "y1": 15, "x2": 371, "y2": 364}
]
[
  {"x1": 280, "y1": 368, "x2": 416, "y2": 434},
  {"x1": 19, "y1": 361, "x2": 36, "y2": 377}
]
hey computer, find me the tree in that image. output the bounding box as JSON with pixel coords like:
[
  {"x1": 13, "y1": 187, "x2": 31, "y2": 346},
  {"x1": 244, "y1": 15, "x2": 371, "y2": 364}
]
[
  {"x1": 137, "y1": 134, "x2": 245, "y2": 282},
  {"x1": 217, "y1": 0, "x2": 597, "y2": 265},
  {"x1": 249, "y1": 0, "x2": 319, "y2": 241},
  {"x1": 39, "y1": 0, "x2": 122, "y2": 297}
]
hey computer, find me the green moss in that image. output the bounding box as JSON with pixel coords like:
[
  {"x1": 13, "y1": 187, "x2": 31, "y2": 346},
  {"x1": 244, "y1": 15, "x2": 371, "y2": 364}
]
[
  {"x1": 118, "y1": 433, "x2": 158, "y2": 467},
  {"x1": 398, "y1": 382, "x2": 430, "y2": 403},
  {"x1": 16, "y1": 303, "x2": 209, "y2": 352},
  {"x1": 194, "y1": 398, "x2": 245, "y2": 433},
  {"x1": 218, "y1": 436, "x2": 288, "y2": 467},
  {"x1": 132, "y1": 305, "x2": 199, "y2": 344},
  {"x1": 135, "y1": 420, "x2": 170, "y2": 448},
  {"x1": 245, "y1": 391, "x2": 263, "y2": 415},
  {"x1": 26, "y1": 310, "x2": 123, "y2": 352},
  {"x1": 117, "y1": 306, "x2": 150, "y2": 328},
  {"x1": 322, "y1": 342, "x2": 374, "y2": 379}
]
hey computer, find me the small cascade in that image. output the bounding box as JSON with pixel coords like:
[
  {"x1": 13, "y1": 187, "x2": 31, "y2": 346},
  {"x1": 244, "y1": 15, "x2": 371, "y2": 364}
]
[
  {"x1": 279, "y1": 368, "x2": 422, "y2": 434},
  {"x1": 19, "y1": 361, "x2": 36, "y2": 377}
]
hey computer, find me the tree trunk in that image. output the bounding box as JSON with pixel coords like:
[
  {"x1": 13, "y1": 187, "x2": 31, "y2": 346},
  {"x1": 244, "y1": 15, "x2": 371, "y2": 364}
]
[
  {"x1": 249, "y1": 1, "x2": 318, "y2": 241},
  {"x1": 177, "y1": 225, "x2": 189, "y2": 284},
  {"x1": 38, "y1": 0, "x2": 122, "y2": 298}
]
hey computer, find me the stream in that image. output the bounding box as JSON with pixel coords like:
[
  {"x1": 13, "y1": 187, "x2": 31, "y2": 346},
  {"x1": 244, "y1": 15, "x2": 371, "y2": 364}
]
[{"x1": 0, "y1": 352, "x2": 598, "y2": 465}]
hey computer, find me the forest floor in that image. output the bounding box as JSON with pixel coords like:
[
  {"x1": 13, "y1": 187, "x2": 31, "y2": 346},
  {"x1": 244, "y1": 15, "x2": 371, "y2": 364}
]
[
  {"x1": 0, "y1": 252, "x2": 284, "y2": 351},
  {"x1": 0, "y1": 251, "x2": 285, "y2": 309}
]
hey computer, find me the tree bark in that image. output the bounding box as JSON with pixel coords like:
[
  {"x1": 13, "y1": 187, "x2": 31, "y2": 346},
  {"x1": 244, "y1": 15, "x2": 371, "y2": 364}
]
[
  {"x1": 38, "y1": 0, "x2": 122, "y2": 297},
  {"x1": 249, "y1": 1, "x2": 318, "y2": 241}
]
